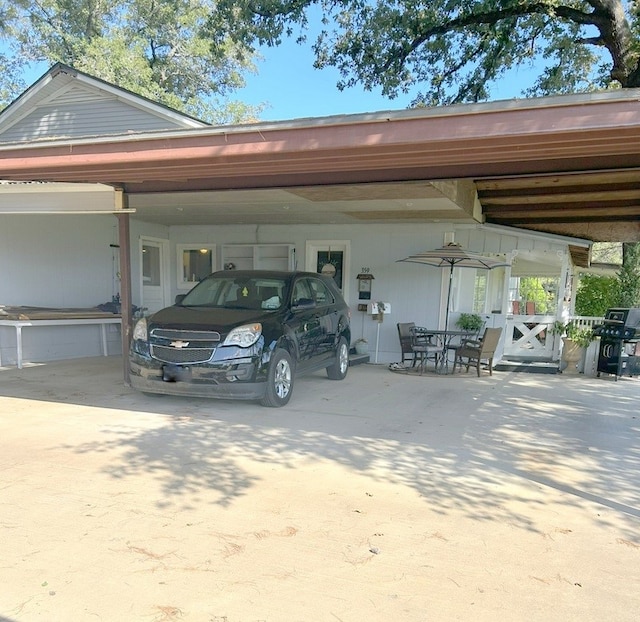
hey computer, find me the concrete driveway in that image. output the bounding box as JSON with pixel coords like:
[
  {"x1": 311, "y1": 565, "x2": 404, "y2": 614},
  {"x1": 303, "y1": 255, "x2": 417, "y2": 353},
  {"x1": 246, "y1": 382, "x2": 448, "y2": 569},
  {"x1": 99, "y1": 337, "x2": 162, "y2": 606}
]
[{"x1": 1, "y1": 357, "x2": 639, "y2": 622}]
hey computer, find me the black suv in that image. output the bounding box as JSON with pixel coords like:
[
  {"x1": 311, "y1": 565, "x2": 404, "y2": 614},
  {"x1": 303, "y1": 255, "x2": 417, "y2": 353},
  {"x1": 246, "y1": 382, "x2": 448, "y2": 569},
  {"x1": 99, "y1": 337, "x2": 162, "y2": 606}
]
[{"x1": 129, "y1": 270, "x2": 351, "y2": 407}]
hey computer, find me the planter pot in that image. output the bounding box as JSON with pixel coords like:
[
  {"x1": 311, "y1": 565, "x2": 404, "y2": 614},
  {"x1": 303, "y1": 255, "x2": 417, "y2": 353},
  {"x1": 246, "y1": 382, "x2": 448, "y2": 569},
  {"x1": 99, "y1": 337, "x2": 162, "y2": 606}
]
[
  {"x1": 354, "y1": 341, "x2": 368, "y2": 355},
  {"x1": 561, "y1": 338, "x2": 584, "y2": 374}
]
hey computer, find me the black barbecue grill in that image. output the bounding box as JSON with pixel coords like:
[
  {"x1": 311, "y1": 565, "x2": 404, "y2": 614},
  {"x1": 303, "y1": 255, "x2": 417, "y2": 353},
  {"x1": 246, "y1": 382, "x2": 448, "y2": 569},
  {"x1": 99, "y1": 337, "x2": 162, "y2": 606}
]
[{"x1": 593, "y1": 308, "x2": 640, "y2": 379}]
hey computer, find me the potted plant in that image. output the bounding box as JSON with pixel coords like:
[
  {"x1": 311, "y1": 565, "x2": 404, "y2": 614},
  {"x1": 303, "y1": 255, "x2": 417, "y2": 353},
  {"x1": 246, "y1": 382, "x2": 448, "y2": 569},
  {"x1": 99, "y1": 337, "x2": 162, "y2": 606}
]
[
  {"x1": 551, "y1": 321, "x2": 595, "y2": 374},
  {"x1": 455, "y1": 313, "x2": 484, "y2": 334},
  {"x1": 353, "y1": 337, "x2": 369, "y2": 355}
]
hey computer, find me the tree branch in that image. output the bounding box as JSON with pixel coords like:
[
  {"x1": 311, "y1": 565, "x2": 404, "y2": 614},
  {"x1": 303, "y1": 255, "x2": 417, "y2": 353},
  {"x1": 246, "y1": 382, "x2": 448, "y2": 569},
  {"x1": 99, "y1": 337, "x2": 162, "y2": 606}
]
[{"x1": 406, "y1": 2, "x2": 596, "y2": 59}]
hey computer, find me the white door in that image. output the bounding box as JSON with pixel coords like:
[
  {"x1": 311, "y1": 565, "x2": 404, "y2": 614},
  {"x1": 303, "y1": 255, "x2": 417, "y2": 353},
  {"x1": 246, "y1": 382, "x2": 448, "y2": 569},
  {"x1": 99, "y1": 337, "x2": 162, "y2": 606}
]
[
  {"x1": 305, "y1": 240, "x2": 351, "y2": 301},
  {"x1": 140, "y1": 237, "x2": 170, "y2": 314}
]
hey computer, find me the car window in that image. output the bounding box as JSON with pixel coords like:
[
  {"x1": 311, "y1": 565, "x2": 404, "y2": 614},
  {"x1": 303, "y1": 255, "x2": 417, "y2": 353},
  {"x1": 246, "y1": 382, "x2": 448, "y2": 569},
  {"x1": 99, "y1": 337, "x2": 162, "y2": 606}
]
[
  {"x1": 292, "y1": 279, "x2": 314, "y2": 307},
  {"x1": 254, "y1": 280, "x2": 285, "y2": 310},
  {"x1": 180, "y1": 276, "x2": 227, "y2": 306},
  {"x1": 181, "y1": 275, "x2": 285, "y2": 309},
  {"x1": 308, "y1": 278, "x2": 335, "y2": 306}
]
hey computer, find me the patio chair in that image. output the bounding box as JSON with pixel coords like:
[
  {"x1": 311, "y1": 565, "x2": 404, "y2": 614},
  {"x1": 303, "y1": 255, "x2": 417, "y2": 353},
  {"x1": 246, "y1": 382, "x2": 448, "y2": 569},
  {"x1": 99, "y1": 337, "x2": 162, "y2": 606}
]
[
  {"x1": 410, "y1": 326, "x2": 442, "y2": 374},
  {"x1": 445, "y1": 318, "x2": 486, "y2": 360},
  {"x1": 397, "y1": 322, "x2": 418, "y2": 366},
  {"x1": 453, "y1": 327, "x2": 503, "y2": 376}
]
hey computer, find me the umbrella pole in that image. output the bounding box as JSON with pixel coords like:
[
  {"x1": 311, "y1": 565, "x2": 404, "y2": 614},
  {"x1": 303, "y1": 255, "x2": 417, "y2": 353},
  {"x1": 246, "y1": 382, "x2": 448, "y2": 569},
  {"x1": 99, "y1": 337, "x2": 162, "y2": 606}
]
[
  {"x1": 439, "y1": 264, "x2": 455, "y2": 374},
  {"x1": 444, "y1": 264, "x2": 454, "y2": 329}
]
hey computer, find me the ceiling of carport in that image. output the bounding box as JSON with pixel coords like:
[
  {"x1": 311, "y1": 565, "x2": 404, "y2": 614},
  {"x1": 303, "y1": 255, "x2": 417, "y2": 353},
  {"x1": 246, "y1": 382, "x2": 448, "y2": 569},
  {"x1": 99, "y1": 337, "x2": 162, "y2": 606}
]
[
  {"x1": 128, "y1": 180, "x2": 477, "y2": 226},
  {"x1": 478, "y1": 169, "x2": 640, "y2": 242},
  {"x1": 2, "y1": 90, "x2": 640, "y2": 243}
]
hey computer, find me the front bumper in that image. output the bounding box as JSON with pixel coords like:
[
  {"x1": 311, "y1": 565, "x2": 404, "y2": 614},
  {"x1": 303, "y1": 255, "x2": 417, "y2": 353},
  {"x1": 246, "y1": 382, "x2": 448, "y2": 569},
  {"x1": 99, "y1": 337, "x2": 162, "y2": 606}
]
[{"x1": 129, "y1": 344, "x2": 268, "y2": 400}]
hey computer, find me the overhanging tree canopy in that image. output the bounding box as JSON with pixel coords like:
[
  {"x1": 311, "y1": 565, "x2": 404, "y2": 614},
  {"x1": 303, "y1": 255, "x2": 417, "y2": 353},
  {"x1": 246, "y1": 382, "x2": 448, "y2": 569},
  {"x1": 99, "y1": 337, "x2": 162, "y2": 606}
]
[
  {"x1": 210, "y1": 0, "x2": 640, "y2": 106},
  {"x1": 0, "y1": 0, "x2": 262, "y2": 123}
]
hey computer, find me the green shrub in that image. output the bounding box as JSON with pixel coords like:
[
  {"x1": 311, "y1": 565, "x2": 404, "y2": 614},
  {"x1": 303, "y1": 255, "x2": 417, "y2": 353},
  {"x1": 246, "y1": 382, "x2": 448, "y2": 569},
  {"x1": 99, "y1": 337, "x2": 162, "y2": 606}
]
[
  {"x1": 575, "y1": 274, "x2": 618, "y2": 317},
  {"x1": 456, "y1": 313, "x2": 484, "y2": 332}
]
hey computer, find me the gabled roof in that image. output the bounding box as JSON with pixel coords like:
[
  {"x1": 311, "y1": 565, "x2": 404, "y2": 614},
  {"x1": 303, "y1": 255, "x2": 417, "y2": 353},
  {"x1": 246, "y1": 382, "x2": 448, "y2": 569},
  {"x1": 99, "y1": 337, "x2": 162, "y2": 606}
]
[{"x1": 0, "y1": 63, "x2": 208, "y2": 143}]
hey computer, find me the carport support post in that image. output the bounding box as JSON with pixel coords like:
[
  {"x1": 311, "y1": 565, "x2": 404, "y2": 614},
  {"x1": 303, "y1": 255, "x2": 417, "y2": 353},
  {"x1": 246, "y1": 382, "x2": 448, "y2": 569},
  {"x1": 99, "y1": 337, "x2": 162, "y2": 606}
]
[{"x1": 116, "y1": 189, "x2": 132, "y2": 385}]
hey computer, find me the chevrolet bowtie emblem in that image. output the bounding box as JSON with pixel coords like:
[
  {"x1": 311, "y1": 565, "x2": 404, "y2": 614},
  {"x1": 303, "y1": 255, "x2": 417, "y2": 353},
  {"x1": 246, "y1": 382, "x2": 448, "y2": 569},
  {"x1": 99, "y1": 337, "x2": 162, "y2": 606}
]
[{"x1": 170, "y1": 340, "x2": 190, "y2": 348}]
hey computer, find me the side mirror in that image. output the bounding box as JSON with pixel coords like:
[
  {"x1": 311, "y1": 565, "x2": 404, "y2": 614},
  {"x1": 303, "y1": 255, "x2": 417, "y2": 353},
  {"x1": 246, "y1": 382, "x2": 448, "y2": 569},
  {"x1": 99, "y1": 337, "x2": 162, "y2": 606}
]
[{"x1": 175, "y1": 294, "x2": 186, "y2": 305}]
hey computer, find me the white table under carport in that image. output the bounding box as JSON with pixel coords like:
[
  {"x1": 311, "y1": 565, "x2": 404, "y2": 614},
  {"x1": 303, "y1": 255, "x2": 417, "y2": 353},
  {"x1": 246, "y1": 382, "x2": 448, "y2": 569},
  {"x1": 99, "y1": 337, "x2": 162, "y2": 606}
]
[{"x1": 0, "y1": 316, "x2": 122, "y2": 369}]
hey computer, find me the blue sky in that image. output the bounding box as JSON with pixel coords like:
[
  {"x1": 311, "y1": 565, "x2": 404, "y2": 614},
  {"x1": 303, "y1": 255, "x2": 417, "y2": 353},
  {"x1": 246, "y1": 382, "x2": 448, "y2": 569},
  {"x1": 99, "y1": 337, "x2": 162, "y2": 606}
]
[
  {"x1": 236, "y1": 38, "x2": 527, "y2": 122},
  {"x1": 236, "y1": 39, "x2": 416, "y2": 121}
]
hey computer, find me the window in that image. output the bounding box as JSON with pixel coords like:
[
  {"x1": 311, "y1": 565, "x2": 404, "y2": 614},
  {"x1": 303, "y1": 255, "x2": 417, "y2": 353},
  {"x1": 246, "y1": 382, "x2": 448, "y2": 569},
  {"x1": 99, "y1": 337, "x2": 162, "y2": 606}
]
[
  {"x1": 306, "y1": 240, "x2": 351, "y2": 300},
  {"x1": 142, "y1": 244, "x2": 161, "y2": 286},
  {"x1": 292, "y1": 279, "x2": 313, "y2": 306},
  {"x1": 177, "y1": 244, "x2": 216, "y2": 289},
  {"x1": 473, "y1": 272, "x2": 487, "y2": 313},
  {"x1": 309, "y1": 278, "x2": 334, "y2": 306},
  {"x1": 316, "y1": 250, "x2": 344, "y2": 290}
]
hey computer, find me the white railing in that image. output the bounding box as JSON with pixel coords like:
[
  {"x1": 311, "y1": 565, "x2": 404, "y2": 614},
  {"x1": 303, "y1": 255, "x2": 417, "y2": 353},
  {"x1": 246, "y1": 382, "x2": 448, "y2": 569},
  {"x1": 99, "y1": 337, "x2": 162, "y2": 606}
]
[
  {"x1": 503, "y1": 314, "x2": 604, "y2": 362},
  {"x1": 569, "y1": 315, "x2": 603, "y2": 329}
]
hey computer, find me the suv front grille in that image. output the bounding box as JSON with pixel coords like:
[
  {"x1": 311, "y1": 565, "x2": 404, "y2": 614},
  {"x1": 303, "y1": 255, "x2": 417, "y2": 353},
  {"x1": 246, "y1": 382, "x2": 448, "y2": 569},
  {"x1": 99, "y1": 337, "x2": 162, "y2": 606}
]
[
  {"x1": 148, "y1": 328, "x2": 221, "y2": 365},
  {"x1": 151, "y1": 345, "x2": 214, "y2": 365}
]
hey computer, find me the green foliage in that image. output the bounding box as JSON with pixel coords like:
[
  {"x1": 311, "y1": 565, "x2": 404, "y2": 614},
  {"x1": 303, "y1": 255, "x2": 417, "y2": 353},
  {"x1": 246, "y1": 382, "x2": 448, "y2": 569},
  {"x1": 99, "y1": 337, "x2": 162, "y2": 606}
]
[
  {"x1": 455, "y1": 313, "x2": 484, "y2": 332},
  {"x1": 212, "y1": 0, "x2": 640, "y2": 106},
  {"x1": 0, "y1": 0, "x2": 263, "y2": 123},
  {"x1": 617, "y1": 242, "x2": 640, "y2": 307},
  {"x1": 518, "y1": 277, "x2": 555, "y2": 314},
  {"x1": 575, "y1": 273, "x2": 618, "y2": 317},
  {"x1": 550, "y1": 320, "x2": 594, "y2": 348},
  {"x1": 574, "y1": 243, "x2": 640, "y2": 315}
]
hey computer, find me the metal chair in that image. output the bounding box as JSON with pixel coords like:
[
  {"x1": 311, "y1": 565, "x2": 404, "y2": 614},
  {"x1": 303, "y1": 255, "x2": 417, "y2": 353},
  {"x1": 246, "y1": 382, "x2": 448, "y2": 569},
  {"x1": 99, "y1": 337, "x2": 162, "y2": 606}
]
[
  {"x1": 453, "y1": 327, "x2": 503, "y2": 376},
  {"x1": 410, "y1": 326, "x2": 442, "y2": 374},
  {"x1": 397, "y1": 322, "x2": 418, "y2": 366}
]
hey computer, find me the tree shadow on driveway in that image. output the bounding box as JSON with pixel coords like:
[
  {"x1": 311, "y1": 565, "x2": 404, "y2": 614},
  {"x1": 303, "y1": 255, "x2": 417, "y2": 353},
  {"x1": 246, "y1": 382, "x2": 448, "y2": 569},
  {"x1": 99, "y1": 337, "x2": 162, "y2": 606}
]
[{"x1": 2, "y1": 357, "x2": 640, "y2": 540}]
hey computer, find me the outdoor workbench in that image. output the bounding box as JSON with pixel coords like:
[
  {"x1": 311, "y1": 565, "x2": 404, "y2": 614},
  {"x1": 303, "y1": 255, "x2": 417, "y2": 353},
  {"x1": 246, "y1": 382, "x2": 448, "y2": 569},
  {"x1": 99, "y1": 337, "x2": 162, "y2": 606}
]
[{"x1": 0, "y1": 309, "x2": 122, "y2": 369}]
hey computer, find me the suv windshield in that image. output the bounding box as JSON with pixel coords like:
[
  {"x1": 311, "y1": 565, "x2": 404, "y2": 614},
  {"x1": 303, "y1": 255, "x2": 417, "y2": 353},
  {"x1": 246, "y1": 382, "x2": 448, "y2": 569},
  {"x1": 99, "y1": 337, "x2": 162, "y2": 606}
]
[{"x1": 180, "y1": 276, "x2": 287, "y2": 311}]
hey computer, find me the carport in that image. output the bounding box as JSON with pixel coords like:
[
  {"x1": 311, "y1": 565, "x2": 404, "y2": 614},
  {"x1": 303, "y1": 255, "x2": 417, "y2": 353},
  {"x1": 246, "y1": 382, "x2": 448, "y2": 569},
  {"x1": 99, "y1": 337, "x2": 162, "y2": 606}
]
[
  {"x1": 2, "y1": 73, "x2": 640, "y2": 378},
  {"x1": 2, "y1": 71, "x2": 640, "y2": 620}
]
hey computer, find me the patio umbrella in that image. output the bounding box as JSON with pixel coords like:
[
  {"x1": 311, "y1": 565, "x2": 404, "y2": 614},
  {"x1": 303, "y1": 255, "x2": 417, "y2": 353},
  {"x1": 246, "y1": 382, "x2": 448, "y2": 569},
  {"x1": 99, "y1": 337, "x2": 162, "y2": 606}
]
[{"x1": 397, "y1": 243, "x2": 510, "y2": 329}]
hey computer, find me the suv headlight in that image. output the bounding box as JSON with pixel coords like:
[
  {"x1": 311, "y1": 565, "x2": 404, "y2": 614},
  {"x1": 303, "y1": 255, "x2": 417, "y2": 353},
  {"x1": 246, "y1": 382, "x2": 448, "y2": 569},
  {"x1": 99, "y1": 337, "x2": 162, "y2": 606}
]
[
  {"x1": 223, "y1": 323, "x2": 262, "y2": 347},
  {"x1": 133, "y1": 317, "x2": 148, "y2": 341}
]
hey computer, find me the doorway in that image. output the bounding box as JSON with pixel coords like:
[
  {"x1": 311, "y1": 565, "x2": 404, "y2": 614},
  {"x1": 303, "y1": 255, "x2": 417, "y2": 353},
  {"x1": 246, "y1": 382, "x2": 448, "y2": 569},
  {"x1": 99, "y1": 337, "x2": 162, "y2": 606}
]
[
  {"x1": 140, "y1": 237, "x2": 170, "y2": 314},
  {"x1": 305, "y1": 240, "x2": 351, "y2": 300}
]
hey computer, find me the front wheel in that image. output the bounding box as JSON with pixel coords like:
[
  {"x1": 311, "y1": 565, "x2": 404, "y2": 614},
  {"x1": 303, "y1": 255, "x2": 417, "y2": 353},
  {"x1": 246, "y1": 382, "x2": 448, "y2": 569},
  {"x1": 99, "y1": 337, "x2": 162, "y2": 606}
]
[
  {"x1": 326, "y1": 337, "x2": 349, "y2": 380},
  {"x1": 260, "y1": 349, "x2": 294, "y2": 407}
]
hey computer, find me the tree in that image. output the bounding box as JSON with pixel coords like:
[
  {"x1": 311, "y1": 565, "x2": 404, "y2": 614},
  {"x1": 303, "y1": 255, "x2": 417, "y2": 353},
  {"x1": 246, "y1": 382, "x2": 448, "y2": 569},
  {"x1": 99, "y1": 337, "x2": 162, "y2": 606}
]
[
  {"x1": 518, "y1": 277, "x2": 555, "y2": 314},
  {"x1": 0, "y1": 0, "x2": 262, "y2": 124},
  {"x1": 210, "y1": 0, "x2": 639, "y2": 106},
  {"x1": 575, "y1": 273, "x2": 618, "y2": 316},
  {"x1": 617, "y1": 241, "x2": 640, "y2": 307}
]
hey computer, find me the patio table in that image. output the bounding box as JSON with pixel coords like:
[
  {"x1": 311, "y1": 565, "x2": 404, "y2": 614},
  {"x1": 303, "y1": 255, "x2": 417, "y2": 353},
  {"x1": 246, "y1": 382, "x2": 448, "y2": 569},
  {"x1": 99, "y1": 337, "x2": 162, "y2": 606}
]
[{"x1": 412, "y1": 327, "x2": 476, "y2": 374}]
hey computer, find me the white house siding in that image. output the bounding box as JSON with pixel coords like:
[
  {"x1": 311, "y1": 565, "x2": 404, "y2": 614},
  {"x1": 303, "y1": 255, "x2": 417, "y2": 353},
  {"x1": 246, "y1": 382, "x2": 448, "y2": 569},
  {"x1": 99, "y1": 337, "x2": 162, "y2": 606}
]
[
  {"x1": 0, "y1": 214, "x2": 577, "y2": 367},
  {"x1": 165, "y1": 222, "x2": 574, "y2": 365},
  {"x1": 0, "y1": 215, "x2": 124, "y2": 365},
  {"x1": 0, "y1": 98, "x2": 186, "y2": 143}
]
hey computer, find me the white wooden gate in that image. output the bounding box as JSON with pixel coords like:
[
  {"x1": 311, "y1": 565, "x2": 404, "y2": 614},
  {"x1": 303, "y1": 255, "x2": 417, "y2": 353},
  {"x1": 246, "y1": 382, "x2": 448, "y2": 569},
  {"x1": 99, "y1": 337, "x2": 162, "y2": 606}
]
[{"x1": 503, "y1": 314, "x2": 557, "y2": 361}]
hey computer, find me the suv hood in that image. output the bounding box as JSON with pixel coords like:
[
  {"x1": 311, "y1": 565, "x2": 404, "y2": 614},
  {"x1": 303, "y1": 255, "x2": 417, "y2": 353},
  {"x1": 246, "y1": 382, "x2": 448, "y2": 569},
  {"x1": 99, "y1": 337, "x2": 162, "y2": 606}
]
[{"x1": 149, "y1": 305, "x2": 274, "y2": 333}]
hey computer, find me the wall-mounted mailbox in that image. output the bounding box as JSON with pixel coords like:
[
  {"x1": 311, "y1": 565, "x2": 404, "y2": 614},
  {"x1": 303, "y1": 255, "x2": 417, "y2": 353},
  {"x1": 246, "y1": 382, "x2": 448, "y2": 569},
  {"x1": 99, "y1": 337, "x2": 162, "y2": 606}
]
[
  {"x1": 356, "y1": 273, "x2": 374, "y2": 300},
  {"x1": 367, "y1": 302, "x2": 391, "y2": 315}
]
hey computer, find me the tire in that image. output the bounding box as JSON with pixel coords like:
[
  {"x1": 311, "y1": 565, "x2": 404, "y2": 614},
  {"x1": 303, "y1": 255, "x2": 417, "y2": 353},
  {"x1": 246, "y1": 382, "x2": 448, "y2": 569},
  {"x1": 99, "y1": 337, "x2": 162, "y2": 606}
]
[
  {"x1": 260, "y1": 349, "x2": 294, "y2": 407},
  {"x1": 326, "y1": 337, "x2": 349, "y2": 380}
]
